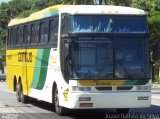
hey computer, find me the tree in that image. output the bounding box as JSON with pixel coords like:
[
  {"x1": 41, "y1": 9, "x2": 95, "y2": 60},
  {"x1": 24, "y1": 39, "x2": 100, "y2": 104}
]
[
  {"x1": 0, "y1": 2, "x2": 10, "y2": 45},
  {"x1": 109, "y1": 0, "x2": 132, "y2": 6},
  {"x1": 61, "y1": 0, "x2": 132, "y2": 5},
  {"x1": 132, "y1": 0, "x2": 160, "y2": 82},
  {"x1": 131, "y1": 0, "x2": 160, "y2": 52},
  {"x1": 61, "y1": 0, "x2": 94, "y2": 5}
]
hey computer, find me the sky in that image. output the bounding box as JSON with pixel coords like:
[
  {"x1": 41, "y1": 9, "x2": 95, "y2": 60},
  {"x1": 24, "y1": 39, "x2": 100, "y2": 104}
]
[{"x1": 0, "y1": 0, "x2": 11, "y2": 3}]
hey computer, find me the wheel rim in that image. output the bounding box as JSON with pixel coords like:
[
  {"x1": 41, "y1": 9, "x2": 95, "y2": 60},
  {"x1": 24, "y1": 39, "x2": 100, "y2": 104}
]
[
  {"x1": 16, "y1": 84, "x2": 21, "y2": 102},
  {"x1": 16, "y1": 85, "x2": 19, "y2": 96}
]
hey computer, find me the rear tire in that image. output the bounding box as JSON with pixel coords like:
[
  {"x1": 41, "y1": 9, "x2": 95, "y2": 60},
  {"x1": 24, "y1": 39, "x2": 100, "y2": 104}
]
[
  {"x1": 54, "y1": 87, "x2": 66, "y2": 116},
  {"x1": 19, "y1": 83, "x2": 29, "y2": 103},
  {"x1": 16, "y1": 83, "x2": 21, "y2": 102}
]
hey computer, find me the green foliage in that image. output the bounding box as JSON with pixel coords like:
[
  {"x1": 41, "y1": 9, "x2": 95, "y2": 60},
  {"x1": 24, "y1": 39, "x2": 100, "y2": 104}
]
[
  {"x1": 60, "y1": 0, "x2": 94, "y2": 5},
  {"x1": 132, "y1": 0, "x2": 160, "y2": 53},
  {"x1": 153, "y1": 74, "x2": 160, "y2": 83},
  {"x1": 60, "y1": 0, "x2": 131, "y2": 5},
  {"x1": 106, "y1": 0, "x2": 132, "y2": 6},
  {"x1": 132, "y1": 0, "x2": 160, "y2": 83}
]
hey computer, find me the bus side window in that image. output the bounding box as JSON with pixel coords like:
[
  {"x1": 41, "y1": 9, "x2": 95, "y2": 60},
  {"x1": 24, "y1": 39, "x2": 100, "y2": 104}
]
[
  {"x1": 49, "y1": 18, "x2": 58, "y2": 46},
  {"x1": 31, "y1": 24, "x2": 39, "y2": 44},
  {"x1": 7, "y1": 29, "x2": 10, "y2": 46},
  {"x1": 10, "y1": 28, "x2": 16, "y2": 46},
  {"x1": 16, "y1": 27, "x2": 23, "y2": 45},
  {"x1": 23, "y1": 26, "x2": 30, "y2": 45},
  {"x1": 40, "y1": 22, "x2": 48, "y2": 44}
]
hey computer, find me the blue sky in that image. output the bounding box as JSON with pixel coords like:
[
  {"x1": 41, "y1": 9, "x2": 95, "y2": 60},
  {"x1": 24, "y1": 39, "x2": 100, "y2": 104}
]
[{"x1": 0, "y1": 0, "x2": 11, "y2": 3}]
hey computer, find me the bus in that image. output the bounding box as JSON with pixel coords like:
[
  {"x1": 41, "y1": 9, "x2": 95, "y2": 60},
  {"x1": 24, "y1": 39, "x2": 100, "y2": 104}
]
[{"x1": 6, "y1": 5, "x2": 151, "y2": 115}]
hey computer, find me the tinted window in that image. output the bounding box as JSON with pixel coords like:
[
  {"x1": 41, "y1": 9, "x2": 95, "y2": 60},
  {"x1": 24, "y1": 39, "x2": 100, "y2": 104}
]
[
  {"x1": 24, "y1": 26, "x2": 30, "y2": 44},
  {"x1": 115, "y1": 38, "x2": 149, "y2": 78},
  {"x1": 16, "y1": 27, "x2": 23, "y2": 45},
  {"x1": 10, "y1": 28, "x2": 16, "y2": 45},
  {"x1": 49, "y1": 19, "x2": 58, "y2": 44},
  {"x1": 71, "y1": 40, "x2": 113, "y2": 79},
  {"x1": 40, "y1": 22, "x2": 48, "y2": 44},
  {"x1": 31, "y1": 24, "x2": 39, "y2": 44},
  {"x1": 71, "y1": 15, "x2": 147, "y2": 33},
  {"x1": 70, "y1": 38, "x2": 149, "y2": 79}
]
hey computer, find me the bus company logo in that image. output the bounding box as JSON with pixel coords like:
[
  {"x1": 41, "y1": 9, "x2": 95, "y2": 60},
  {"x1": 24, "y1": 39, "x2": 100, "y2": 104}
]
[
  {"x1": 63, "y1": 89, "x2": 69, "y2": 101},
  {"x1": 18, "y1": 52, "x2": 32, "y2": 62}
]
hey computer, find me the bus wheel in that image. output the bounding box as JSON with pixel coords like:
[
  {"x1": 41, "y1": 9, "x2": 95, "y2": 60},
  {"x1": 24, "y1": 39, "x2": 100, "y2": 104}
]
[
  {"x1": 54, "y1": 87, "x2": 66, "y2": 116},
  {"x1": 19, "y1": 83, "x2": 29, "y2": 103},
  {"x1": 16, "y1": 83, "x2": 21, "y2": 102},
  {"x1": 116, "y1": 108, "x2": 129, "y2": 114}
]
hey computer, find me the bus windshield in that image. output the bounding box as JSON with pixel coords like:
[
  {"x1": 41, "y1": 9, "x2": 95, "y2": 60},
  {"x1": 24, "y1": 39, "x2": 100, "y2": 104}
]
[
  {"x1": 71, "y1": 15, "x2": 147, "y2": 33},
  {"x1": 71, "y1": 38, "x2": 149, "y2": 79}
]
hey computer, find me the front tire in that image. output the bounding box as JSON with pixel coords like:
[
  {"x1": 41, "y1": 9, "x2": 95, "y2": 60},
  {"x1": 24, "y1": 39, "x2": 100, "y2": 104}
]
[{"x1": 54, "y1": 87, "x2": 66, "y2": 116}]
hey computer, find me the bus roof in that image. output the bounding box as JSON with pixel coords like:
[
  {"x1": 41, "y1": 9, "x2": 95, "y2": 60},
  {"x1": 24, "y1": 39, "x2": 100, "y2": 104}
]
[
  {"x1": 59, "y1": 5, "x2": 145, "y2": 15},
  {"x1": 8, "y1": 5, "x2": 145, "y2": 27},
  {"x1": 8, "y1": 5, "x2": 68, "y2": 27}
]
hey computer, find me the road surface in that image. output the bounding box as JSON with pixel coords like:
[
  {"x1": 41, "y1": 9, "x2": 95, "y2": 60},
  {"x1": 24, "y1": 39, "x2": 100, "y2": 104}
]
[{"x1": 0, "y1": 81, "x2": 160, "y2": 119}]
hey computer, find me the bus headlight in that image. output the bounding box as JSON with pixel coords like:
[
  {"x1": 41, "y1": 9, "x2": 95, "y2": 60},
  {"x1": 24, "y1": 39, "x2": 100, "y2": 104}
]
[
  {"x1": 136, "y1": 85, "x2": 150, "y2": 91},
  {"x1": 71, "y1": 86, "x2": 91, "y2": 91}
]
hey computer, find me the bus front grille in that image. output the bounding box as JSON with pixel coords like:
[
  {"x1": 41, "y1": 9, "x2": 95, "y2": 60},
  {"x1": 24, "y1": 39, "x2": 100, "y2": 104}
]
[{"x1": 95, "y1": 86, "x2": 133, "y2": 91}]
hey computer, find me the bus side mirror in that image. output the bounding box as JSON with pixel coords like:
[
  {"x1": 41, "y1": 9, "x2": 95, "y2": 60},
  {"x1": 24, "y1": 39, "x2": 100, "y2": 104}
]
[
  {"x1": 61, "y1": 13, "x2": 70, "y2": 34},
  {"x1": 152, "y1": 44, "x2": 160, "y2": 61}
]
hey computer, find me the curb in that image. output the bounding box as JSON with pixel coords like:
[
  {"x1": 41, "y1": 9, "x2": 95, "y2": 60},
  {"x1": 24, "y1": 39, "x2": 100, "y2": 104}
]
[
  {"x1": 152, "y1": 95, "x2": 160, "y2": 100},
  {"x1": 152, "y1": 84, "x2": 160, "y2": 88}
]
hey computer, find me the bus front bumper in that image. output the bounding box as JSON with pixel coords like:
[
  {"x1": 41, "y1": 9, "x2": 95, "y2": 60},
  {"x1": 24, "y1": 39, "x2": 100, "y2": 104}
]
[{"x1": 63, "y1": 91, "x2": 151, "y2": 109}]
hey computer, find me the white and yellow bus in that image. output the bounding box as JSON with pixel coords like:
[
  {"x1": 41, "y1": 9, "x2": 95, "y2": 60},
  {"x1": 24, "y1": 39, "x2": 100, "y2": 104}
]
[{"x1": 6, "y1": 5, "x2": 151, "y2": 115}]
